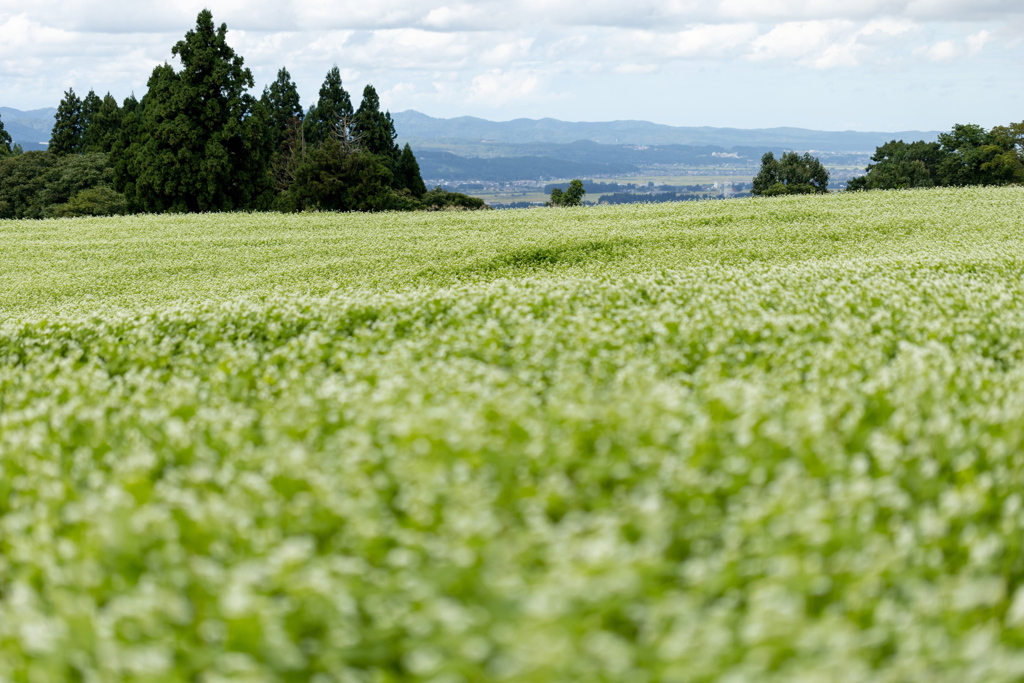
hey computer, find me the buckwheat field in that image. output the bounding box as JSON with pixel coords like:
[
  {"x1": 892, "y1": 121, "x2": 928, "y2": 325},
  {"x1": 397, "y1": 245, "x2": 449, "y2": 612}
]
[{"x1": 3, "y1": 187, "x2": 1024, "y2": 682}]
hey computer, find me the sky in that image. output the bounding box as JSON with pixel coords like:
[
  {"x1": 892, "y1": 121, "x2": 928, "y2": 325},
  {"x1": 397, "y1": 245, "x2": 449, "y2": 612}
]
[{"x1": 1, "y1": 0, "x2": 1022, "y2": 132}]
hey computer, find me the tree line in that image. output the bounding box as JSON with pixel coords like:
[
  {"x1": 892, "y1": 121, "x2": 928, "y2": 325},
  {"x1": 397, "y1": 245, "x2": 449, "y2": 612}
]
[
  {"x1": 0, "y1": 9, "x2": 484, "y2": 219},
  {"x1": 845, "y1": 123, "x2": 1024, "y2": 191},
  {"x1": 750, "y1": 121, "x2": 1024, "y2": 197}
]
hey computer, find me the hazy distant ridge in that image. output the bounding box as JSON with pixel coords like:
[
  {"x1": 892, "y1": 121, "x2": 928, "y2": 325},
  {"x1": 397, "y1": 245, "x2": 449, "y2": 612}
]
[
  {"x1": 392, "y1": 110, "x2": 941, "y2": 152},
  {"x1": 3, "y1": 105, "x2": 941, "y2": 155},
  {"x1": 0, "y1": 107, "x2": 57, "y2": 151}
]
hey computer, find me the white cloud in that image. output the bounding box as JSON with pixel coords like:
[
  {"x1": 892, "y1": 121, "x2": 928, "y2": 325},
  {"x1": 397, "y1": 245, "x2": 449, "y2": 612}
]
[
  {"x1": 469, "y1": 69, "x2": 541, "y2": 105},
  {"x1": 750, "y1": 20, "x2": 853, "y2": 64},
  {"x1": 0, "y1": 0, "x2": 1018, "y2": 127},
  {"x1": 923, "y1": 39, "x2": 961, "y2": 60},
  {"x1": 611, "y1": 63, "x2": 660, "y2": 75},
  {"x1": 860, "y1": 17, "x2": 919, "y2": 38},
  {"x1": 665, "y1": 23, "x2": 762, "y2": 58},
  {"x1": 916, "y1": 30, "x2": 991, "y2": 62},
  {"x1": 5, "y1": 0, "x2": 1022, "y2": 34},
  {"x1": 966, "y1": 29, "x2": 991, "y2": 54},
  {"x1": 903, "y1": 0, "x2": 1021, "y2": 20}
]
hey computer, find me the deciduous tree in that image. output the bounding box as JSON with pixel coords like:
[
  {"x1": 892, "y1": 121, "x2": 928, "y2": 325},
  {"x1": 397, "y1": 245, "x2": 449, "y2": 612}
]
[
  {"x1": 0, "y1": 152, "x2": 120, "y2": 219},
  {"x1": 937, "y1": 124, "x2": 997, "y2": 187},
  {"x1": 563, "y1": 178, "x2": 586, "y2": 206},
  {"x1": 846, "y1": 140, "x2": 942, "y2": 191},
  {"x1": 547, "y1": 179, "x2": 586, "y2": 206},
  {"x1": 752, "y1": 152, "x2": 829, "y2": 196}
]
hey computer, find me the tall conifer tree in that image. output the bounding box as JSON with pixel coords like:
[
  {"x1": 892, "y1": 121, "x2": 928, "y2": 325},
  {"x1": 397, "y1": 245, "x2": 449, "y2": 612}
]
[
  {"x1": 50, "y1": 88, "x2": 84, "y2": 155},
  {"x1": 396, "y1": 143, "x2": 427, "y2": 197},
  {"x1": 353, "y1": 85, "x2": 399, "y2": 166},
  {"x1": 111, "y1": 94, "x2": 141, "y2": 202},
  {"x1": 112, "y1": 10, "x2": 271, "y2": 212},
  {"x1": 80, "y1": 90, "x2": 102, "y2": 136},
  {"x1": 306, "y1": 66, "x2": 353, "y2": 147},
  {"x1": 261, "y1": 67, "x2": 303, "y2": 149},
  {"x1": 82, "y1": 93, "x2": 122, "y2": 153}
]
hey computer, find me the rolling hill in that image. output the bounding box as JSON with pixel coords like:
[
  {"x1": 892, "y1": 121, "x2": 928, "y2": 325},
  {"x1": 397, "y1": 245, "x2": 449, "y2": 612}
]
[{"x1": 0, "y1": 106, "x2": 55, "y2": 151}]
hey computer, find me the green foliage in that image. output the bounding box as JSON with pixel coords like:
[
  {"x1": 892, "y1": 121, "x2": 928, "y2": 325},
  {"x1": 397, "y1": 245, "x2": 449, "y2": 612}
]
[
  {"x1": 396, "y1": 143, "x2": 428, "y2": 197},
  {"x1": 0, "y1": 113, "x2": 13, "y2": 157},
  {"x1": 4, "y1": 188, "x2": 1024, "y2": 679},
  {"x1": 421, "y1": 186, "x2": 489, "y2": 210},
  {"x1": 112, "y1": 10, "x2": 272, "y2": 213},
  {"x1": 353, "y1": 84, "x2": 399, "y2": 166},
  {"x1": 269, "y1": 78, "x2": 426, "y2": 212},
  {"x1": 277, "y1": 142, "x2": 405, "y2": 212},
  {"x1": 260, "y1": 67, "x2": 303, "y2": 156},
  {"x1": 938, "y1": 123, "x2": 998, "y2": 186},
  {"x1": 29, "y1": 17, "x2": 429, "y2": 216},
  {"x1": 304, "y1": 66, "x2": 353, "y2": 148},
  {"x1": 0, "y1": 152, "x2": 55, "y2": 218},
  {"x1": 109, "y1": 94, "x2": 142, "y2": 206},
  {"x1": 80, "y1": 89, "x2": 102, "y2": 135},
  {"x1": 937, "y1": 123, "x2": 1024, "y2": 187},
  {"x1": 272, "y1": 123, "x2": 429, "y2": 213},
  {"x1": 852, "y1": 122, "x2": 1024, "y2": 191},
  {"x1": 847, "y1": 139, "x2": 943, "y2": 191},
  {"x1": 81, "y1": 93, "x2": 123, "y2": 154},
  {"x1": 752, "y1": 151, "x2": 830, "y2": 196},
  {"x1": 548, "y1": 179, "x2": 586, "y2": 206},
  {"x1": 564, "y1": 178, "x2": 586, "y2": 206},
  {"x1": 49, "y1": 88, "x2": 84, "y2": 155},
  {"x1": 47, "y1": 185, "x2": 128, "y2": 218},
  {"x1": 0, "y1": 152, "x2": 118, "y2": 219}
]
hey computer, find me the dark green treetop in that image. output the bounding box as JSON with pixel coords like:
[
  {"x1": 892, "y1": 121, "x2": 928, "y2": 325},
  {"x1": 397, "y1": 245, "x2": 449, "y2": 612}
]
[
  {"x1": 984, "y1": 122, "x2": 1024, "y2": 184},
  {"x1": 261, "y1": 67, "x2": 303, "y2": 148},
  {"x1": 851, "y1": 122, "x2": 1024, "y2": 192},
  {"x1": 420, "y1": 187, "x2": 488, "y2": 210},
  {"x1": 81, "y1": 90, "x2": 102, "y2": 131},
  {"x1": 305, "y1": 66, "x2": 353, "y2": 147},
  {"x1": 563, "y1": 178, "x2": 586, "y2": 206},
  {"x1": 937, "y1": 123, "x2": 1023, "y2": 187},
  {"x1": 0, "y1": 151, "x2": 117, "y2": 219},
  {"x1": 50, "y1": 88, "x2": 85, "y2": 155},
  {"x1": 279, "y1": 140, "x2": 401, "y2": 212},
  {"x1": 396, "y1": 143, "x2": 427, "y2": 197},
  {"x1": 122, "y1": 93, "x2": 139, "y2": 115},
  {"x1": 846, "y1": 140, "x2": 941, "y2": 191},
  {"x1": 81, "y1": 93, "x2": 123, "y2": 154},
  {"x1": 353, "y1": 85, "x2": 399, "y2": 165},
  {"x1": 752, "y1": 151, "x2": 829, "y2": 196},
  {"x1": 0, "y1": 113, "x2": 14, "y2": 157},
  {"x1": 112, "y1": 9, "x2": 272, "y2": 213},
  {"x1": 547, "y1": 179, "x2": 586, "y2": 206}
]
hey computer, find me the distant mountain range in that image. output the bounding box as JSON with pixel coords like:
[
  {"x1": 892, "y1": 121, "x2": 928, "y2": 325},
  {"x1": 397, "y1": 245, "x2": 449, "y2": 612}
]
[
  {"x1": 391, "y1": 110, "x2": 941, "y2": 153},
  {"x1": 2, "y1": 105, "x2": 943, "y2": 181},
  {"x1": 0, "y1": 107, "x2": 56, "y2": 151},
  {"x1": 394, "y1": 111, "x2": 941, "y2": 181}
]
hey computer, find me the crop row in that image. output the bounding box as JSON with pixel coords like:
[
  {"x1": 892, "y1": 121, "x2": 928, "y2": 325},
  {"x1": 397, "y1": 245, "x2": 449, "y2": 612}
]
[{"x1": 3, "y1": 244, "x2": 1024, "y2": 679}]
